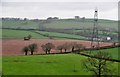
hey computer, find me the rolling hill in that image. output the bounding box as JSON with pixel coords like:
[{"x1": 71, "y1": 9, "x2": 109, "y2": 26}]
[
  {"x1": 1, "y1": 18, "x2": 118, "y2": 42},
  {"x1": 2, "y1": 18, "x2": 118, "y2": 31}
]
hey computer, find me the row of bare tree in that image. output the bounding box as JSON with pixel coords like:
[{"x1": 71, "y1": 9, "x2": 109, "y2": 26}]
[
  {"x1": 23, "y1": 44, "x2": 38, "y2": 55},
  {"x1": 23, "y1": 42, "x2": 85, "y2": 55}
]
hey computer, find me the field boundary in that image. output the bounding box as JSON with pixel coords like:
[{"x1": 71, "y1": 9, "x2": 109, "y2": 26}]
[
  {"x1": 30, "y1": 46, "x2": 120, "y2": 62},
  {"x1": 79, "y1": 52, "x2": 120, "y2": 62},
  {"x1": 33, "y1": 31, "x2": 86, "y2": 40}
]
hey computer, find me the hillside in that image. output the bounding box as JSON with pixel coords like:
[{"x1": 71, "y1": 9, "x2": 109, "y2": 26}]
[
  {"x1": 2, "y1": 18, "x2": 118, "y2": 31},
  {"x1": 43, "y1": 19, "x2": 118, "y2": 31},
  {"x1": 1, "y1": 18, "x2": 118, "y2": 42}
]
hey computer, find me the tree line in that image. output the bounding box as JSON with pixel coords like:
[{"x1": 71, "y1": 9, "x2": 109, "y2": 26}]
[
  {"x1": 22, "y1": 41, "x2": 120, "y2": 55},
  {"x1": 22, "y1": 42, "x2": 85, "y2": 55}
]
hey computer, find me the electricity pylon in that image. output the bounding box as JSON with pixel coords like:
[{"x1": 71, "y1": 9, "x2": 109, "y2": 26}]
[{"x1": 91, "y1": 8, "x2": 100, "y2": 50}]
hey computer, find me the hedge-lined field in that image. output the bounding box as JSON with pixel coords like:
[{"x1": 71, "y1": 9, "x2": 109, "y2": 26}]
[
  {"x1": 85, "y1": 47, "x2": 120, "y2": 60},
  {"x1": 35, "y1": 31, "x2": 86, "y2": 40},
  {"x1": 2, "y1": 29, "x2": 86, "y2": 40},
  {"x1": 2, "y1": 29, "x2": 48, "y2": 39}
]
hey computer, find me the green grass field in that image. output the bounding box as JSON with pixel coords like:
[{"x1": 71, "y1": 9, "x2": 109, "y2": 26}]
[
  {"x1": 36, "y1": 31, "x2": 86, "y2": 39},
  {"x1": 2, "y1": 29, "x2": 48, "y2": 39},
  {"x1": 2, "y1": 29, "x2": 86, "y2": 40},
  {"x1": 85, "y1": 47, "x2": 120, "y2": 60},
  {"x1": 2, "y1": 54, "x2": 119, "y2": 75}
]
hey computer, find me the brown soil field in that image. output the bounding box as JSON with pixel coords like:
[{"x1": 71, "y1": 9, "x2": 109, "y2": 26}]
[{"x1": 2, "y1": 39, "x2": 113, "y2": 56}]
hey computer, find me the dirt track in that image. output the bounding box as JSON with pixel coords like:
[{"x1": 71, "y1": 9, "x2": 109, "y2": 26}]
[{"x1": 2, "y1": 39, "x2": 113, "y2": 56}]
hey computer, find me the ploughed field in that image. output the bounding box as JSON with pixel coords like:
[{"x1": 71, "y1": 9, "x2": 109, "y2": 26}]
[{"x1": 2, "y1": 39, "x2": 113, "y2": 56}]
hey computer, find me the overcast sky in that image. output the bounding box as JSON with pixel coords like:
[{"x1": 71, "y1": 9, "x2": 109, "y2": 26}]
[{"x1": 1, "y1": 0, "x2": 119, "y2": 20}]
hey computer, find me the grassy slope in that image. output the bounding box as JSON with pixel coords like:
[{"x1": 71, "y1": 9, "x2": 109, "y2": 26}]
[
  {"x1": 2, "y1": 20, "x2": 39, "y2": 29},
  {"x1": 43, "y1": 20, "x2": 117, "y2": 30},
  {"x1": 2, "y1": 54, "x2": 119, "y2": 75},
  {"x1": 2, "y1": 19, "x2": 118, "y2": 41},
  {"x1": 2, "y1": 29, "x2": 86, "y2": 40},
  {"x1": 85, "y1": 47, "x2": 119, "y2": 60},
  {"x1": 36, "y1": 31, "x2": 86, "y2": 39},
  {"x1": 2, "y1": 19, "x2": 118, "y2": 30},
  {"x1": 72, "y1": 29, "x2": 118, "y2": 34},
  {"x1": 2, "y1": 29, "x2": 48, "y2": 39}
]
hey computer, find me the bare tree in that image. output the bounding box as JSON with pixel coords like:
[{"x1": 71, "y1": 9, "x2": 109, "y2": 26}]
[
  {"x1": 41, "y1": 43, "x2": 55, "y2": 54},
  {"x1": 22, "y1": 46, "x2": 29, "y2": 55},
  {"x1": 41, "y1": 45, "x2": 47, "y2": 54},
  {"x1": 82, "y1": 51, "x2": 115, "y2": 77},
  {"x1": 70, "y1": 42, "x2": 85, "y2": 52},
  {"x1": 56, "y1": 45, "x2": 64, "y2": 53},
  {"x1": 70, "y1": 42, "x2": 77, "y2": 52},
  {"x1": 112, "y1": 42, "x2": 116, "y2": 47},
  {"x1": 75, "y1": 44, "x2": 85, "y2": 51},
  {"x1": 28, "y1": 43, "x2": 38, "y2": 55},
  {"x1": 62, "y1": 43, "x2": 70, "y2": 52}
]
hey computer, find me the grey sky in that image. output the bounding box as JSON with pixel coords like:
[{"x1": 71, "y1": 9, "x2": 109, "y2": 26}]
[
  {"x1": 1, "y1": 0, "x2": 119, "y2": 2},
  {"x1": 1, "y1": 0, "x2": 119, "y2": 20}
]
